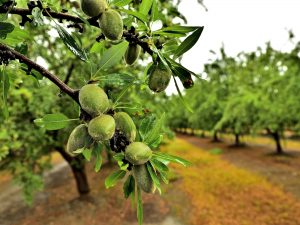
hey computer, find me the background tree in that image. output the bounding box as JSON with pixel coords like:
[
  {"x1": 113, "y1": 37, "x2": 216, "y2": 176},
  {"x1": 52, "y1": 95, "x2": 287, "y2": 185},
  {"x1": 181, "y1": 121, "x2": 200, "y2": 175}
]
[{"x1": 166, "y1": 41, "x2": 300, "y2": 154}]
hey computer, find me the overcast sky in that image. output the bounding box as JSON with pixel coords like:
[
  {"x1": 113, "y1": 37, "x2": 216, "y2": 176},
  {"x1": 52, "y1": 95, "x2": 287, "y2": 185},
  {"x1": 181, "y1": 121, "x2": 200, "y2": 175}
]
[
  {"x1": 180, "y1": 0, "x2": 300, "y2": 72},
  {"x1": 166, "y1": 0, "x2": 300, "y2": 94}
]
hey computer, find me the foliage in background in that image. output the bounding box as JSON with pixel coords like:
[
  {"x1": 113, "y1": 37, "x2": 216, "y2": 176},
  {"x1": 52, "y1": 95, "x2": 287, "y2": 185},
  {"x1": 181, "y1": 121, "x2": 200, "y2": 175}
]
[{"x1": 167, "y1": 41, "x2": 300, "y2": 153}]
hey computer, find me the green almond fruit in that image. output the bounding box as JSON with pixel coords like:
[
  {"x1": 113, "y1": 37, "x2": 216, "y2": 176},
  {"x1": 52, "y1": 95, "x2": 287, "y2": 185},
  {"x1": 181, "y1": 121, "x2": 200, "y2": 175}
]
[
  {"x1": 133, "y1": 164, "x2": 156, "y2": 193},
  {"x1": 125, "y1": 142, "x2": 152, "y2": 165},
  {"x1": 88, "y1": 114, "x2": 115, "y2": 141},
  {"x1": 66, "y1": 124, "x2": 93, "y2": 156},
  {"x1": 114, "y1": 112, "x2": 136, "y2": 142},
  {"x1": 125, "y1": 44, "x2": 141, "y2": 65},
  {"x1": 81, "y1": 0, "x2": 107, "y2": 17},
  {"x1": 79, "y1": 84, "x2": 109, "y2": 117},
  {"x1": 148, "y1": 64, "x2": 171, "y2": 93},
  {"x1": 99, "y1": 9, "x2": 123, "y2": 40}
]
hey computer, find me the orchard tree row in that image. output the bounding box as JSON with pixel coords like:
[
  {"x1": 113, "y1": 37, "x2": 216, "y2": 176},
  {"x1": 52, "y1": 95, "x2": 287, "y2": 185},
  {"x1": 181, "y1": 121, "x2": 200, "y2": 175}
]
[
  {"x1": 167, "y1": 40, "x2": 300, "y2": 154},
  {"x1": 0, "y1": 0, "x2": 205, "y2": 224}
]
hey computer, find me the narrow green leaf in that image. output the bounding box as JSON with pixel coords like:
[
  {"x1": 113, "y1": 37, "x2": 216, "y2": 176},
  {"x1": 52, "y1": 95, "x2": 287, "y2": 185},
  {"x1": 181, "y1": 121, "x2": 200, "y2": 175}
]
[
  {"x1": 90, "y1": 41, "x2": 105, "y2": 54},
  {"x1": 165, "y1": 56, "x2": 195, "y2": 89},
  {"x1": 152, "y1": 26, "x2": 200, "y2": 36},
  {"x1": 148, "y1": 134, "x2": 163, "y2": 148},
  {"x1": 123, "y1": 175, "x2": 135, "y2": 198},
  {"x1": 139, "y1": 0, "x2": 153, "y2": 15},
  {"x1": 153, "y1": 47, "x2": 170, "y2": 71},
  {"x1": 151, "y1": 0, "x2": 159, "y2": 22},
  {"x1": 173, "y1": 75, "x2": 193, "y2": 113},
  {"x1": 72, "y1": 10, "x2": 89, "y2": 23},
  {"x1": 146, "y1": 162, "x2": 161, "y2": 194},
  {"x1": 0, "y1": 11, "x2": 8, "y2": 22},
  {"x1": 119, "y1": 9, "x2": 148, "y2": 23},
  {"x1": 98, "y1": 73, "x2": 136, "y2": 86},
  {"x1": 153, "y1": 152, "x2": 191, "y2": 167},
  {"x1": 165, "y1": 54, "x2": 200, "y2": 80},
  {"x1": 93, "y1": 41, "x2": 129, "y2": 78},
  {"x1": 139, "y1": 115, "x2": 156, "y2": 141},
  {"x1": 137, "y1": 186, "x2": 143, "y2": 225},
  {"x1": 94, "y1": 144, "x2": 103, "y2": 172},
  {"x1": 105, "y1": 170, "x2": 126, "y2": 189},
  {"x1": 113, "y1": 152, "x2": 125, "y2": 161},
  {"x1": 113, "y1": 84, "x2": 134, "y2": 106},
  {"x1": 55, "y1": 24, "x2": 87, "y2": 61},
  {"x1": 158, "y1": 170, "x2": 168, "y2": 184},
  {"x1": 1, "y1": 27, "x2": 31, "y2": 46},
  {"x1": 95, "y1": 154, "x2": 102, "y2": 172},
  {"x1": 144, "y1": 114, "x2": 165, "y2": 147},
  {"x1": 0, "y1": 22, "x2": 14, "y2": 39},
  {"x1": 33, "y1": 113, "x2": 72, "y2": 130},
  {"x1": 82, "y1": 148, "x2": 92, "y2": 161},
  {"x1": 150, "y1": 158, "x2": 169, "y2": 172},
  {"x1": 111, "y1": 0, "x2": 133, "y2": 7},
  {"x1": 174, "y1": 27, "x2": 204, "y2": 58},
  {"x1": 150, "y1": 160, "x2": 169, "y2": 184},
  {"x1": 130, "y1": 186, "x2": 135, "y2": 209}
]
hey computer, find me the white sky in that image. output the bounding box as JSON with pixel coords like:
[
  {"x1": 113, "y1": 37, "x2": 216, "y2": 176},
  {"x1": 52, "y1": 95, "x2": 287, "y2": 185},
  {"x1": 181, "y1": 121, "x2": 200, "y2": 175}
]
[
  {"x1": 180, "y1": 0, "x2": 300, "y2": 72},
  {"x1": 166, "y1": 0, "x2": 300, "y2": 94}
]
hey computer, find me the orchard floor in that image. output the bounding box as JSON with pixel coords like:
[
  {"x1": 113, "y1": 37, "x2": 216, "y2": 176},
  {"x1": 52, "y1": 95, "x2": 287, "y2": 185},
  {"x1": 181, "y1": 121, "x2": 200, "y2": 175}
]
[
  {"x1": 179, "y1": 134, "x2": 300, "y2": 199},
  {"x1": 1, "y1": 136, "x2": 300, "y2": 225}
]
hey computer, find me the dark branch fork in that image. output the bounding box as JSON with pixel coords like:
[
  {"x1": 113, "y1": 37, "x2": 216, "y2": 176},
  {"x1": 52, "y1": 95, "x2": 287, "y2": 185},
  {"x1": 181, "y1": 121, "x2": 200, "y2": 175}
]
[{"x1": 0, "y1": 43, "x2": 79, "y2": 103}]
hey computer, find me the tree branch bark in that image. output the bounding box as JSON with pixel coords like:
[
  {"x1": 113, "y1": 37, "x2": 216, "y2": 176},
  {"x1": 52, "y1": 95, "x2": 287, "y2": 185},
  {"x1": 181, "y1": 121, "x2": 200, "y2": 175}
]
[{"x1": 0, "y1": 43, "x2": 79, "y2": 103}]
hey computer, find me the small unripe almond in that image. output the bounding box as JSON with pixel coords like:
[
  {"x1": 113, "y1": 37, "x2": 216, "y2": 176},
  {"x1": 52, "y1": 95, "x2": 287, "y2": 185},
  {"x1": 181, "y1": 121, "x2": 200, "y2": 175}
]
[
  {"x1": 88, "y1": 115, "x2": 115, "y2": 141},
  {"x1": 133, "y1": 164, "x2": 156, "y2": 193},
  {"x1": 99, "y1": 9, "x2": 123, "y2": 40},
  {"x1": 66, "y1": 124, "x2": 93, "y2": 156},
  {"x1": 81, "y1": 0, "x2": 107, "y2": 17},
  {"x1": 79, "y1": 84, "x2": 109, "y2": 117},
  {"x1": 148, "y1": 64, "x2": 171, "y2": 93},
  {"x1": 114, "y1": 112, "x2": 136, "y2": 142},
  {"x1": 125, "y1": 142, "x2": 152, "y2": 165},
  {"x1": 125, "y1": 44, "x2": 141, "y2": 65}
]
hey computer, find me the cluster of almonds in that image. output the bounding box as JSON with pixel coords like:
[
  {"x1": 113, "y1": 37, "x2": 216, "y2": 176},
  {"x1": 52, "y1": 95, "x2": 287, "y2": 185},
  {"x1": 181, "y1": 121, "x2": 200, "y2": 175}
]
[
  {"x1": 80, "y1": 0, "x2": 172, "y2": 93},
  {"x1": 66, "y1": 84, "x2": 155, "y2": 193},
  {"x1": 81, "y1": 0, "x2": 123, "y2": 40}
]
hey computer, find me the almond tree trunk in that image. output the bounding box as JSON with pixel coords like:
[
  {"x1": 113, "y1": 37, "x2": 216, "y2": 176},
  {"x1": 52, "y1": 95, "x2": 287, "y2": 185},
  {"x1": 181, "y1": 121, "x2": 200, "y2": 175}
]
[
  {"x1": 212, "y1": 131, "x2": 220, "y2": 142},
  {"x1": 272, "y1": 131, "x2": 283, "y2": 154},
  {"x1": 56, "y1": 147, "x2": 90, "y2": 195},
  {"x1": 234, "y1": 133, "x2": 240, "y2": 146}
]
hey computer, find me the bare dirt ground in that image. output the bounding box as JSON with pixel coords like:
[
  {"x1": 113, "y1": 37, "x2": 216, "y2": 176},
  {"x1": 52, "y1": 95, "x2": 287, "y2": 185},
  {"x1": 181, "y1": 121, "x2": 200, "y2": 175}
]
[
  {"x1": 179, "y1": 134, "x2": 300, "y2": 199},
  {"x1": 2, "y1": 137, "x2": 300, "y2": 225},
  {"x1": 0, "y1": 161, "x2": 184, "y2": 225}
]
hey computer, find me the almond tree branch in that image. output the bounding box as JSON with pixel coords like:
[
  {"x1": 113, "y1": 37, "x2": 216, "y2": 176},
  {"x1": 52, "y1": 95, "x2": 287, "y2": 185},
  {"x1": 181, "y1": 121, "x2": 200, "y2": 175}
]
[
  {"x1": 0, "y1": 43, "x2": 79, "y2": 103},
  {"x1": 0, "y1": 3, "x2": 154, "y2": 55},
  {"x1": 0, "y1": 6, "x2": 100, "y2": 27}
]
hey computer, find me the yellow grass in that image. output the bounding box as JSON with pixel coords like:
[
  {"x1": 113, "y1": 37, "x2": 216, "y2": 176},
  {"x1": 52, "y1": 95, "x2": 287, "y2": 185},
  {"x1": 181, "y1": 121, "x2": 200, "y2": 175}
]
[{"x1": 161, "y1": 138, "x2": 300, "y2": 225}]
